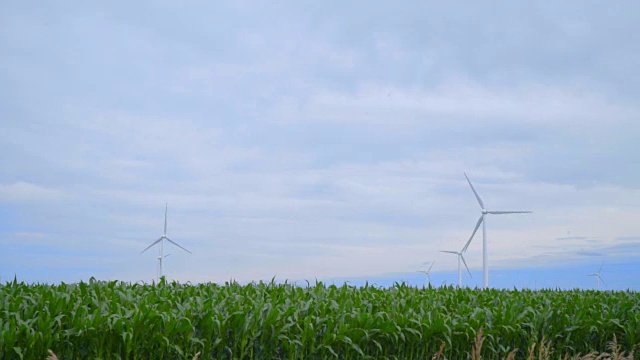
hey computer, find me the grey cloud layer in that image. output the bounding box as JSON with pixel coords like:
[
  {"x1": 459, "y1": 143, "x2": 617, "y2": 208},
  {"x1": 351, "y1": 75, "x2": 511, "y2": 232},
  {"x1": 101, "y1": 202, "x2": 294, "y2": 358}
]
[{"x1": 1, "y1": 1, "x2": 639, "y2": 283}]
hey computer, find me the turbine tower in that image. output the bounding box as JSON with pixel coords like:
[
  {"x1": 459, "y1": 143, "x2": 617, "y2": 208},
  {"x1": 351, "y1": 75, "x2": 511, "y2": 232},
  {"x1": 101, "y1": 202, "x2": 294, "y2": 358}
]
[
  {"x1": 440, "y1": 246, "x2": 472, "y2": 288},
  {"x1": 462, "y1": 173, "x2": 531, "y2": 289},
  {"x1": 141, "y1": 203, "x2": 191, "y2": 281},
  {"x1": 588, "y1": 262, "x2": 606, "y2": 290},
  {"x1": 417, "y1": 262, "x2": 435, "y2": 287}
]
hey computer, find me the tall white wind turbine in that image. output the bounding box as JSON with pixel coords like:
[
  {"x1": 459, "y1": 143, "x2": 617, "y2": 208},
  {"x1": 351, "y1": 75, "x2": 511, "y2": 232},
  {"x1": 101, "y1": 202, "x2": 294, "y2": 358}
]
[
  {"x1": 588, "y1": 262, "x2": 606, "y2": 290},
  {"x1": 440, "y1": 246, "x2": 472, "y2": 288},
  {"x1": 462, "y1": 173, "x2": 531, "y2": 289},
  {"x1": 141, "y1": 203, "x2": 191, "y2": 281},
  {"x1": 417, "y1": 262, "x2": 435, "y2": 287}
]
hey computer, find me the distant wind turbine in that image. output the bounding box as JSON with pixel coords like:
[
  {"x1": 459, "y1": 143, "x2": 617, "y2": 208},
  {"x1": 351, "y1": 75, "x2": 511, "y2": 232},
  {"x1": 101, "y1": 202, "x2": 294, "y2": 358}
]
[
  {"x1": 141, "y1": 203, "x2": 191, "y2": 281},
  {"x1": 588, "y1": 262, "x2": 606, "y2": 290},
  {"x1": 462, "y1": 173, "x2": 532, "y2": 289},
  {"x1": 440, "y1": 246, "x2": 472, "y2": 288},
  {"x1": 417, "y1": 262, "x2": 435, "y2": 287}
]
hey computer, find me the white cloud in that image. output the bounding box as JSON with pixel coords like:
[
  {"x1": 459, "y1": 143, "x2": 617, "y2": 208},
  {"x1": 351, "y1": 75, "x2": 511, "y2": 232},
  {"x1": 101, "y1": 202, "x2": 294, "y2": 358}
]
[
  {"x1": 0, "y1": 182, "x2": 65, "y2": 202},
  {"x1": 271, "y1": 80, "x2": 638, "y2": 130}
]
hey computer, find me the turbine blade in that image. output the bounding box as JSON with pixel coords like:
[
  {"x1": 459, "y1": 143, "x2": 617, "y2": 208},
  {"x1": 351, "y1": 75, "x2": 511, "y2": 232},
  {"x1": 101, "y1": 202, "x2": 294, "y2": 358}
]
[
  {"x1": 599, "y1": 261, "x2": 604, "y2": 273},
  {"x1": 599, "y1": 276, "x2": 606, "y2": 285},
  {"x1": 428, "y1": 262, "x2": 434, "y2": 272},
  {"x1": 164, "y1": 203, "x2": 168, "y2": 235},
  {"x1": 462, "y1": 216, "x2": 484, "y2": 253},
  {"x1": 141, "y1": 237, "x2": 163, "y2": 254},
  {"x1": 440, "y1": 250, "x2": 459, "y2": 255},
  {"x1": 487, "y1": 211, "x2": 532, "y2": 215},
  {"x1": 460, "y1": 255, "x2": 472, "y2": 278},
  {"x1": 165, "y1": 237, "x2": 192, "y2": 254},
  {"x1": 464, "y1": 173, "x2": 485, "y2": 209}
]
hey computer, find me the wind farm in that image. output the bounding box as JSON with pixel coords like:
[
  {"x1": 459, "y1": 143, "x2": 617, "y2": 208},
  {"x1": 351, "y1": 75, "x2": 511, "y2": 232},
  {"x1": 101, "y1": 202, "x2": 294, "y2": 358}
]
[
  {"x1": 3, "y1": 100, "x2": 638, "y2": 360},
  {"x1": 3, "y1": 2, "x2": 640, "y2": 358}
]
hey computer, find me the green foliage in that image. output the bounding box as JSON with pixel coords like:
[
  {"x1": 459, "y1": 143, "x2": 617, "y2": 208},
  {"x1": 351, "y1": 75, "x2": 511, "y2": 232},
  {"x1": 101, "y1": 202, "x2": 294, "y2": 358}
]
[{"x1": 0, "y1": 278, "x2": 638, "y2": 359}]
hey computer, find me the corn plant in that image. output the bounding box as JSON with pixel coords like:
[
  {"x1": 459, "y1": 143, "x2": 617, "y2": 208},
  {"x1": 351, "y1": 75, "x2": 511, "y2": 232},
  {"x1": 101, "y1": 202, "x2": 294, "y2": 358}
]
[{"x1": 0, "y1": 277, "x2": 638, "y2": 359}]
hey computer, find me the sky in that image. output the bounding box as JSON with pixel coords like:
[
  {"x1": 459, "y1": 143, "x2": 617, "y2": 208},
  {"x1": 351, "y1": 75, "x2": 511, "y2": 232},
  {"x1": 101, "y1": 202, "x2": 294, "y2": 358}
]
[{"x1": 1, "y1": 1, "x2": 639, "y2": 290}]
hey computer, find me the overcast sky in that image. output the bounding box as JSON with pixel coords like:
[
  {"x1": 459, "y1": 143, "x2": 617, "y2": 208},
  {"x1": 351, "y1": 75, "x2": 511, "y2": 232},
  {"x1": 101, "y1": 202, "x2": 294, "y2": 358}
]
[{"x1": 1, "y1": 1, "x2": 639, "y2": 289}]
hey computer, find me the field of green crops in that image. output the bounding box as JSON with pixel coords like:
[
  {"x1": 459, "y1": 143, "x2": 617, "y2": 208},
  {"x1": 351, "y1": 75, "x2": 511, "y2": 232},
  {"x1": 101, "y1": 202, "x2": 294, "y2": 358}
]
[{"x1": 1, "y1": 278, "x2": 638, "y2": 359}]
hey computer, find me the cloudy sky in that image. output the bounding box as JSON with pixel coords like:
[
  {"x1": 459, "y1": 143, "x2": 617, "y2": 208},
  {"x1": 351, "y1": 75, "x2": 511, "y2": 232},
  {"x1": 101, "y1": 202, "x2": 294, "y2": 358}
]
[{"x1": 2, "y1": 1, "x2": 639, "y2": 289}]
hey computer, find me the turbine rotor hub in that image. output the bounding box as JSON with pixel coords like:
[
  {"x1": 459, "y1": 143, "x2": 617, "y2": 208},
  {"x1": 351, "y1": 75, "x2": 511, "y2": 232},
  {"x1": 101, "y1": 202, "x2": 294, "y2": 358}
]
[{"x1": 482, "y1": 209, "x2": 488, "y2": 214}]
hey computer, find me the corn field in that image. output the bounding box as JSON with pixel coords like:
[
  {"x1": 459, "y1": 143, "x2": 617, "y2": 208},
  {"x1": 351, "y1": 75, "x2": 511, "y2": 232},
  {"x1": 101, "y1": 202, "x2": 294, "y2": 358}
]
[{"x1": 1, "y1": 278, "x2": 638, "y2": 359}]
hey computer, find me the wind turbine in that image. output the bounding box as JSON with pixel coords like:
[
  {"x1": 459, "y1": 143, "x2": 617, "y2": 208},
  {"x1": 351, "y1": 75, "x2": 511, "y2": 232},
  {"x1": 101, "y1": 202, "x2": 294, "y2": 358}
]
[
  {"x1": 417, "y1": 262, "x2": 435, "y2": 287},
  {"x1": 141, "y1": 203, "x2": 191, "y2": 281},
  {"x1": 440, "y1": 246, "x2": 472, "y2": 288},
  {"x1": 588, "y1": 262, "x2": 606, "y2": 290},
  {"x1": 462, "y1": 173, "x2": 532, "y2": 289}
]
